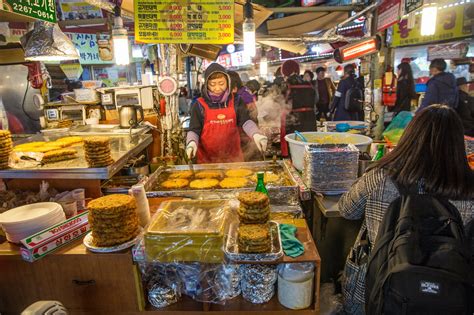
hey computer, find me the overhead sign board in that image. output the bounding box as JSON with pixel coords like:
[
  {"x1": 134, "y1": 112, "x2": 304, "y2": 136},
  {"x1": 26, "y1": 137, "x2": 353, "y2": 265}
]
[
  {"x1": 404, "y1": 0, "x2": 423, "y2": 15},
  {"x1": 392, "y1": 4, "x2": 473, "y2": 47},
  {"x1": 376, "y1": 0, "x2": 401, "y2": 33},
  {"x1": 1, "y1": 0, "x2": 57, "y2": 23},
  {"x1": 134, "y1": 0, "x2": 234, "y2": 44}
]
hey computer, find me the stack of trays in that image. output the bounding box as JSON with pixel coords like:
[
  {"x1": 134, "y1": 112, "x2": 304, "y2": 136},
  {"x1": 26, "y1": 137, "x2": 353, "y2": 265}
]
[{"x1": 0, "y1": 202, "x2": 66, "y2": 243}]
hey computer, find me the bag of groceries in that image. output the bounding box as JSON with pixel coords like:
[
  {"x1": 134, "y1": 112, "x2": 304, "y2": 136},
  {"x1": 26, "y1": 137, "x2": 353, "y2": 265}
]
[{"x1": 382, "y1": 111, "x2": 414, "y2": 145}]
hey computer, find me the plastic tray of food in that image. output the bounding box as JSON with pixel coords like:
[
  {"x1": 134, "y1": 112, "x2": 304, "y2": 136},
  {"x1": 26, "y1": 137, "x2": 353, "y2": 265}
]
[
  {"x1": 225, "y1": 221, "x2": 283, "y2": 263},
  {"x1": 144, "y1": 199, "x2": 231, "y2": 263}
]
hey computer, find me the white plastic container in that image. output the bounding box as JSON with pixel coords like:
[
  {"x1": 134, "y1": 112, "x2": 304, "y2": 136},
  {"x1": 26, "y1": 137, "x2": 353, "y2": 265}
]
[
  {"x1": 278, "y1": 263, "x2": 314, "y2": 310},
  {"x1": 285, "y1": 132, "x2": 373, "y2": 171}
]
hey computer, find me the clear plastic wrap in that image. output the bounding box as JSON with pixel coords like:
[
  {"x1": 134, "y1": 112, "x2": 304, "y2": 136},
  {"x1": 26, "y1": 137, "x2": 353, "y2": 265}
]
[
  {"x1": 302, "y1": 144, "x2": 359, "y2": 194},
  {"x1": 144, "y1": 200, "x2": 235, "y2": 263}
]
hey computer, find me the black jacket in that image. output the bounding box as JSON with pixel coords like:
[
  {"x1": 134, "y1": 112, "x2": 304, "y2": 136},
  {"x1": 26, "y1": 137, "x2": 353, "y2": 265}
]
[
  {"x1": 390, "y1": 78, "x2": 415, "y2": 114},
  {"x1": 457, "y1": 90, "x2": 474, "y2": 137}
]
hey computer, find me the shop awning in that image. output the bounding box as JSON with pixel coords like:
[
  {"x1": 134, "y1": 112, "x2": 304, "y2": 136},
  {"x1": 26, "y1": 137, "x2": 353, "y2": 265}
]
[{"x1": 266, "y1": 11, "x2": 349, "y2": 35}]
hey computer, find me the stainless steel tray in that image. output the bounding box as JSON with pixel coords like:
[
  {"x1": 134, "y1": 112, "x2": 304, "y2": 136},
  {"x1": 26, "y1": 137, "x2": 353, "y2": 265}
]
[
  {"x1": 225, "y1": 221, "x2": 283, "y2": 263},
  {"x1": 0, "y1": 133, "x2": 152, "y2": 179},
  {"x1": 144, "y1": 161, "x2": 304, "y2": 205}
]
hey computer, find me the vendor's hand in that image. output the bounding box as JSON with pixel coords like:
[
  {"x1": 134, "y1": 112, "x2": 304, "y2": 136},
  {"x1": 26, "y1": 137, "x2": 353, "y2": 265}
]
[
  {"x1": 253, "y1": 134, "x2": 268, "y2": 153},
  {"x1": 186, "y1": 141, "x2": 197, "y2": 159}
]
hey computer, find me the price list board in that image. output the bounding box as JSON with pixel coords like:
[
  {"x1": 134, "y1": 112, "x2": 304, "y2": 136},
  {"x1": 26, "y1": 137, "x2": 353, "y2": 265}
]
[{"x1": 134, "y1": 0, "x2": 234, "y2": 44}]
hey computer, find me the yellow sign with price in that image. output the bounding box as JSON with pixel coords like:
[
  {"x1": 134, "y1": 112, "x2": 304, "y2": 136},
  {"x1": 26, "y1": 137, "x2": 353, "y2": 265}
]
[{"x1": 134, "y1": 0, "x2": 234, "y2": 44}]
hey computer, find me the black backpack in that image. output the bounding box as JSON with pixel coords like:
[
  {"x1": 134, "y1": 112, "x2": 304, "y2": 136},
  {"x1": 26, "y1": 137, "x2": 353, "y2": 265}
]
[
  {"x1": 365, "y1": 184, "x2": 472, "y2": 315},
  {"x1": 344, "y1": 81, "x2": 364, "y2": 112}
]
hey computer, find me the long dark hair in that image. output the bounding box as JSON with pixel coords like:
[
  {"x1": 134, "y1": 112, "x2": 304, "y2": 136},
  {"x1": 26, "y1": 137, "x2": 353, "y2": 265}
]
[
  {"x1": 376, "y1": 105, "x2": 473, "y2": 199},
  {"x1": 397, "y1": 62, "x2": 416, "y2": 98}
]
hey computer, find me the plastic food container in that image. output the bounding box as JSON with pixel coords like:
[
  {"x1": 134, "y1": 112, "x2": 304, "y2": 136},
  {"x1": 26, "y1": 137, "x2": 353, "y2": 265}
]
[
  {"x1": 278, "y1": 263, "x2": 315, "y2": 310},
  {"x1": 285, "y1": 132, "x2": 373, "y2": 171},
  {"x1": 144, "y1": 200, "x2": 230, "y2": 263}
]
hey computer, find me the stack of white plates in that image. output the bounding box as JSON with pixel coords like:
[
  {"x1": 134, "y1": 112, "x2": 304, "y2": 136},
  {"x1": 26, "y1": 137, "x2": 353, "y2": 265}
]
[{"x1": 0, "y1": 202, "x2": 66, "y2": 243}]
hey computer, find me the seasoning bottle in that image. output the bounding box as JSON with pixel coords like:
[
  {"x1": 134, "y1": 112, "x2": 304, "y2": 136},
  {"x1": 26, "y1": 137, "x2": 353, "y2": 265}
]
[
  {"x1": 255, "y1": 172, "x2": 268, "y2": 195},
  {"x1": 372, "y1": 144, "x2": 385, "y2": 161}
]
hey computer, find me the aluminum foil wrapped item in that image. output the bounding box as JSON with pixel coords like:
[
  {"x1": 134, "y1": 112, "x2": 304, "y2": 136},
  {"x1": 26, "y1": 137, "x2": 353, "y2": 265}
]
[
  {"x1": 216, "y1": 264, "x2": 241, "y2": 299},
  {"x1": 148, "y1": 282, "x2": 180, "y2": 308},
  {"x1": 241, "y1": 264, "x2": 278, "y2": 304},
  {"x1": 302, "y1": 144, "x2": 359, "y2": 194}
]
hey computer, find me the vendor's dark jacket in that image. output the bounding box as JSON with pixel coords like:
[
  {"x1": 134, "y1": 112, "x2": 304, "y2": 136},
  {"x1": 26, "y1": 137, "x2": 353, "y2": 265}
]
[
  {"x1": 331, "y1": 75, "x2": 363, "y2": 121},
  {"x1": 457, "y1": 90, "x2": 474, "y2": 137},
  {"x1": 420, "y1": 72, "x2": 458, "y2": 110},
  {"x1": 188, "y1": 63, "x2": 250, "y2": 136}
]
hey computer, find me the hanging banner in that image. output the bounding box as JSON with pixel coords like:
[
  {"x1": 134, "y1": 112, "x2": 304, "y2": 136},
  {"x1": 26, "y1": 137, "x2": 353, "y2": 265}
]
[
  {"x1": 134, "y1": 0, "x2": 234, "y2": 44},
  {"x1": 404, "y1": 0, "x2": 423, "y2": 15},
  {"x1": 427, "y1": 42, "x2": 469, "y2": 61},
  {"x1": 392, "y1": 4, "x2": 473, "y2": 47},
  {"x1": 58, "y1": 0, "x2": 103, "y2": 21},
  {"x1": 376, "y1": 0, "x2": 401, "y2": 33},
  {"x1": 66, "y1": 33, "x2": 114, "y2": 65},
  {"x1": 1, "y1": 0, "x2": 57, "y2": 23}
]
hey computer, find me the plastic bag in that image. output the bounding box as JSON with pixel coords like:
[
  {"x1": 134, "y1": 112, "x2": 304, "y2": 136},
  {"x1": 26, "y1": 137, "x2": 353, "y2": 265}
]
[{"x1": 382, "y1": 111, "x2": 414, "y2": 145}]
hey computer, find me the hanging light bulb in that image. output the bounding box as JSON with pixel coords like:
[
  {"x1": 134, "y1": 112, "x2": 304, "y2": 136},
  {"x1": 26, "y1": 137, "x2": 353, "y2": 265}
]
[
  {"x1": 420, "y1": 5, "x2": 437, "y2": 36},
  {"x1": 112, "y1": 5, "x2": 130, "y2": 65},
  {"x1": 243, "y1": 0, "x2": 256, "y2": 58},
  {"x1": 260, "y1": 49, "x2": 268, "y2": 78}
]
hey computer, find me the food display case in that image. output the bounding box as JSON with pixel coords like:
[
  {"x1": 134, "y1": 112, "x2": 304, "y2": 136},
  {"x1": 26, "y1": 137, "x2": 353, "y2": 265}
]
[
  {"x1": 0, "y1": 133, "x2": 152, "y2": 179},
  {"x1": 145, "y1": 161, "x2": 309, "y2": 205}
]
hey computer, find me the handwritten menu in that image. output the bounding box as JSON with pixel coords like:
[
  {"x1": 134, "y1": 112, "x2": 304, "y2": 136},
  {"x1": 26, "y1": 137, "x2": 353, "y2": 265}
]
[
  {"x1": 66, "y1": 33, "x2": 114, "y2": 65},
  {"x1": 2, "y1": 0, "x2": 57, "y2": 22},
  {"x1": 135, "y1": 0, "x2": 234, "y2": 44}
]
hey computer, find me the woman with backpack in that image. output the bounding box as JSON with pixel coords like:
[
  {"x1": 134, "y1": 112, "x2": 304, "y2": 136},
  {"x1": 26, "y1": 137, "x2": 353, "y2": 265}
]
[
  {"x1": 389, "y1": 62, "x2": 417, "y2": 116},
  {"x1": 330, "y1": 64, "x2": 364, "y2": 121},
  {"x1": 339, "y1": 105, "x2": 473, "y2": 315}
]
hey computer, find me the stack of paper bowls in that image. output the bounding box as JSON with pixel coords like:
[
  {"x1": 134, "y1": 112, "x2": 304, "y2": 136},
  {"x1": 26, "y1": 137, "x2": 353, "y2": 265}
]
[{"x1": 0, "y1": 202, "x2": 66, "y2": 243}]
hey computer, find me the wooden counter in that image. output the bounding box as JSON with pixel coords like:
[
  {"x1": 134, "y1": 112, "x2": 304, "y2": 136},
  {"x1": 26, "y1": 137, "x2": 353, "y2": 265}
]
[{"x1": 0, "y1": 199, "x2": 321, "y2": 315}]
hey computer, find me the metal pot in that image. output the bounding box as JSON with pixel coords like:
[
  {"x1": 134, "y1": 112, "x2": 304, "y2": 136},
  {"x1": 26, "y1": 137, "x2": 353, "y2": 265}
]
[
  {"x1": 119, "y1": 105, "x2": 144, "y2": 129},
  {"x1": 123, "y1": 164, "x2": 150, "y2": 176}
]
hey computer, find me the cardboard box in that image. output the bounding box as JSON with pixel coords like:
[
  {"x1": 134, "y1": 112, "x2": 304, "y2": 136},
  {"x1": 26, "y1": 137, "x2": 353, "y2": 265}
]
[{"x1": 20, "y1": 211, "x2": 90, "y2": 262}]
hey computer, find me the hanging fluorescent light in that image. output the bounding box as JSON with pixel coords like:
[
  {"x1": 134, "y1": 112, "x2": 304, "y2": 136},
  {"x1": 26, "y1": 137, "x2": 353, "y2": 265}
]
[
  {"x1": 112, "y1": 5, "x2": 130, "y2": 65},
  {"x1": 260, "y1": 49, "x2": 268, "y2": 77},
  {"x1": 243, "y1": 0, "x2": 256, "y2": 58},
  {"x1": 22, "y1": 21, "x2": 79, "y2": 62},
  {"x1": 421, "y1": 6, "x2": 437, "y2": 36}
]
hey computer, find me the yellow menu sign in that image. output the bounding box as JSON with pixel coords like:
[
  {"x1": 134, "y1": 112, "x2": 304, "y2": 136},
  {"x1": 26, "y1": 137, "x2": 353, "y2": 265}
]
[
  {"x1": 392, "y1": 4, "x2": 473, "y2": 47},
  {"x1": 135, "y1": 0, "x2": 235, "y2": 44}
]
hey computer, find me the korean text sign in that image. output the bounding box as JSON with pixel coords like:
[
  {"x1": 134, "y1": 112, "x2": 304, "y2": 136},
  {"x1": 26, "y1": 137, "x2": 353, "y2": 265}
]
[
  {"x1": 134, "y1": 0, "x2": 234, "y2": 44},
  {"x1": 2, "y1": 0, "x2": 57, "y2": 22}
]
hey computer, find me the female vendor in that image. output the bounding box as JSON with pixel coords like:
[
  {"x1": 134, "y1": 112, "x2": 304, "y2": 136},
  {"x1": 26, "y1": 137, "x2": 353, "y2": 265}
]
[{"x1": 186, "y1": 63, "x2": 268, "y2": 164}]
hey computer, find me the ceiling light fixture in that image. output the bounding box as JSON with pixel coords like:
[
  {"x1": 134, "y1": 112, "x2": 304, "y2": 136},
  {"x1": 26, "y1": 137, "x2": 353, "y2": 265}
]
[
  {"x1": 420, "y1": 5, "x2": 437, "y2": 36},
  {"x1": 243, "y1": 0, "x2": 256, "y2": 58},
  {"x1": 112, "y1": 5, "x2": 130, "y2": 65}
]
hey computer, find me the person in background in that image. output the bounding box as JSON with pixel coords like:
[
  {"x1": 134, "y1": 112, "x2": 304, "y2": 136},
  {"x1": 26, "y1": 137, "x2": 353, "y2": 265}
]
[
  {"x1": 330, "y1": 64, "x2": 363, "y2": 121},
  {"x1": 228, "y1": 71, "x2": 257, "y2": 122},
  {"x1": 186, "y1": 63, "x2": 267, "y2": 164},
  {"x1": 246, "y1": 80, "x2": 261, "y2": 102},
  {"x1": 456, "y1": 77, "x2": 474, "y2": 137},
  {"x1": 419, "y1": 58, "x2": 458, "y2": 110},
  {"x1": 315, "y1": 67, "x2": 336, "y2": 120},
  {"x1": 303, "y1": 70, "x2": 315, "y2": 85},
  {"x1": 389, "y1": 62, "x2": 416, "y2": 115},
  {"x1": 339, "y1": 104, "x2": 473, "y2": 314},
  {"x1": 228, "y1": 71, "x2": 261, "y2": 161},
  {"x1": 178, "y1": 87, "x2": 189, "y2": 115}
]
